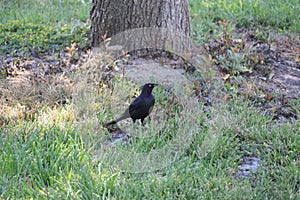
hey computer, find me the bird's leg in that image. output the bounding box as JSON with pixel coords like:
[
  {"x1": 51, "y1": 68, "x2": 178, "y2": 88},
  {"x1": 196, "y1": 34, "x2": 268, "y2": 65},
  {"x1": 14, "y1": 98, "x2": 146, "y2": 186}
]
[{"x1": 141, "y1": 118, "x2": 145, "y2": 126}]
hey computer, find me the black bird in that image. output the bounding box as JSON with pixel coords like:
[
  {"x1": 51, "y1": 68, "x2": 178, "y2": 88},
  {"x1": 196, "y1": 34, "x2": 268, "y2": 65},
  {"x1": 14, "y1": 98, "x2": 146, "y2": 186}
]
[{"x1": 107, "y1": 83, "x2": 159, "y2": 125}]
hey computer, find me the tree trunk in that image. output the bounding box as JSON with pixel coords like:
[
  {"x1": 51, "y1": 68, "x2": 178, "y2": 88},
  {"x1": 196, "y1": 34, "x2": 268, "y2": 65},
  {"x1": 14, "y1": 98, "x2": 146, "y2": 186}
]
[{"x1": 90, "y1": 0, "x2": 191, "y2": 47}]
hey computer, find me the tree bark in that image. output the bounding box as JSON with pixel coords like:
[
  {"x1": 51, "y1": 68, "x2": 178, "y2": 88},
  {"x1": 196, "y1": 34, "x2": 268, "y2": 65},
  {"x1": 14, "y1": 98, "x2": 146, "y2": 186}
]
[{"x1": 90, "y1": 0, "x2": 191, "y2": 47}]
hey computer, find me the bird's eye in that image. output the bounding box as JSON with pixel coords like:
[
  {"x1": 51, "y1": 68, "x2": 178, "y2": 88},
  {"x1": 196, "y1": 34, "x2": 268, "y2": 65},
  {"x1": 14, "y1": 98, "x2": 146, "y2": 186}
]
[{"x1": 149, "y1": 84, "x2": 152, "y2": 87}]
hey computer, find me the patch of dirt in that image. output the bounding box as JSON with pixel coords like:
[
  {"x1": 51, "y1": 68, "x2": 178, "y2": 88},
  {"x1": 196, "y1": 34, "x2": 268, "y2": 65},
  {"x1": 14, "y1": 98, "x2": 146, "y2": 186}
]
[
  {"x1": 0, "y1": 29, "x2": 299, "y2": 127},
  {"x1": 247, "y1": 33, "x2": 300, "y2": 99},
  {"x1": 245, "y1": 33, "x2": 300, "y2": 121},
  {"x1": 206, "y1": 30, "x2": 299, "y2": 122},
  {"x1": 234, "y1": 156, "x2": 261, "y2": 178}
]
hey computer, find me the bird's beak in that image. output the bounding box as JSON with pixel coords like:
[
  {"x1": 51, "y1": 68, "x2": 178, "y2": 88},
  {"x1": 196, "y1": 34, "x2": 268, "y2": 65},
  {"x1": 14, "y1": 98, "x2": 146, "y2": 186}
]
[{"x1": 153, "y1": 84, "x2": 159, "y2": 87}]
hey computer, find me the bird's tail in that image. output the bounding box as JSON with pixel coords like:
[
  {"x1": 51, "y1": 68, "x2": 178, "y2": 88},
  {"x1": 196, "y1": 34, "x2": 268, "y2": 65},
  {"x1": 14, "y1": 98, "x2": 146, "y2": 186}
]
[
  {"x1": 106, "y1": 120, "x2": 117, "y2": 125},
  {"x1": 106, "y1": 108, "x2": 130, "y2": 126}
]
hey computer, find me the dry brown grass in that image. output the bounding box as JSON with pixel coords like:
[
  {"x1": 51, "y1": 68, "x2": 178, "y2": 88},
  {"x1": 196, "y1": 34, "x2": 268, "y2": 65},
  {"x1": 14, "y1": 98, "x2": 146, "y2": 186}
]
[
  {"x1": 0, "y1": 72, "x2": 74, "y2": 126},
  {"x1": 0, "y1": 50, "x2": 117, "y2": 127}
]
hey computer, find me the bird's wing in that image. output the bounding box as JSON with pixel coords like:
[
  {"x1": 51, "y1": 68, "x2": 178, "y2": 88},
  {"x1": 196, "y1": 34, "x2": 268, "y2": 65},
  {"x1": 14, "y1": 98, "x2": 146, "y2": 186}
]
[
  {"x1": 128, "y1": 96, "x2": 143, "y2": 115},
  {"x1": 110, "y1": 96, "x2": 144, "y2": 124},
  {"x1": 148, "y1": 98, "x2": 155, "y2": 113}
]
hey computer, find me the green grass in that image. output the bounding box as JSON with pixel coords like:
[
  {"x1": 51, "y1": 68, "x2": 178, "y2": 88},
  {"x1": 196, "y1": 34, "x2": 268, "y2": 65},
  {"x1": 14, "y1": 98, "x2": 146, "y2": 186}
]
[
  {"x1": 0, "y1": 20, "x2": 90, "y2": 54},
  {"x1": 189, "y1": 0, "x2": 300, "y2": 44},
  {"x1": 0, "y1": 0, "x2": 90, "y2": 24},
  {"x1": 1, "y1": 0, "x2": 300, "y2": 199},
  {"x1": 1, "y1": 96, "x2": 299, "y2": 199},
  {"x1": 0, "y1": 0, "x2": 91, "y2": 54},
  {"x1": 189, "y1": 0, "x2": 300, "y2": 31}
]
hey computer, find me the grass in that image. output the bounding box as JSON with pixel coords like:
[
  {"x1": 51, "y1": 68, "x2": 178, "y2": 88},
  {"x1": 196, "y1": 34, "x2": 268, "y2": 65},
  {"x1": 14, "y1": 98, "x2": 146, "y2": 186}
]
[
  {"x1": 1, "y1": 96, "x2": 299, "y2": 199},
  {"x1": 189, "y1": 0, "x2": 300, "y2": 31},
  {"x1": 189, "y1": 0, "x2": 300, "y2": 45},
  {"x1": 0, "y1": 0, "x2": 300, "y2": 199},
  {"x1": 0, "y1": 0, "x2": 90, "y2": 24},
  {"x1": 0, "y1": 0, "x2": 91, "y2": 54}
]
